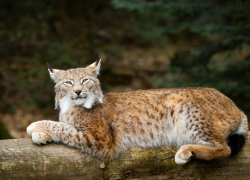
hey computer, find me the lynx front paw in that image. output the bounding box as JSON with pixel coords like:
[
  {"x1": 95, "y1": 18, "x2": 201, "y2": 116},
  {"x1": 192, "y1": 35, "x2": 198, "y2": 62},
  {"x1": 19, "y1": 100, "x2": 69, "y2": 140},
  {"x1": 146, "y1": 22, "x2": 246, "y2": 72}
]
[
  {"x1": 175, "y1": 145, "x2": 193, "y2": 165},
  {"x1": 27, "y1": 121, "x2": 44, "y2": 136},
  {"x1": 32, "y1": 132, "x2": 52, "y2": 145}
]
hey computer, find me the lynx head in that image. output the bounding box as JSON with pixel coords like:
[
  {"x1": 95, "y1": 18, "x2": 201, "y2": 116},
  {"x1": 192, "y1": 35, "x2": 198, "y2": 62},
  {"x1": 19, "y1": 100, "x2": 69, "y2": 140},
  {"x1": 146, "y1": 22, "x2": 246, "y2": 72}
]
[{"x1": 48, "y1": 55, "x2": 103, "y2": 113}]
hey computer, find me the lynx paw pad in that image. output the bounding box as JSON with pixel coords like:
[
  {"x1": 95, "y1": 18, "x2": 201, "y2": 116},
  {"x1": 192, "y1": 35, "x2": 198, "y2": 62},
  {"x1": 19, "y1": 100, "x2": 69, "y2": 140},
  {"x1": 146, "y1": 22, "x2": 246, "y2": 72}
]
[
  {"x1": 32, "y1": 132, "x2": 52, "y2": 145},
  {"x1": 175, "y1": 146, "x2": 193, "y2": 165}
]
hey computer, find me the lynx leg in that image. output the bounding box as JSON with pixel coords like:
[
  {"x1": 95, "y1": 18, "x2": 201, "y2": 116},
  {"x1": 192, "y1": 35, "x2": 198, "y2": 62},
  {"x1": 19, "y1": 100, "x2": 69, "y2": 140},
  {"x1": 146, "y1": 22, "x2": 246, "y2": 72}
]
[
  {"x1": 27, "y1": 120, "x2": 73, "y2": 144},
  {"x1": 27, "y1": 120, "x2": 119, "y2": 160},
  {"x1": 175, "y1": 143, "x2": 231, "y2": 165}
]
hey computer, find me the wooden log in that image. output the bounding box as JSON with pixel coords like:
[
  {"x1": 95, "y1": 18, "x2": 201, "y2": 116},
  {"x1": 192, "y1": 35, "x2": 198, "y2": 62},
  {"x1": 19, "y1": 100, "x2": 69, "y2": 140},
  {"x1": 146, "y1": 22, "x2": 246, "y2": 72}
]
[
  {"x1": 0, "y1": 139, "x2": 103, "y2": 180},
  {"x1": 1, "y1": 134, "x2": 250, "y2": 180}
]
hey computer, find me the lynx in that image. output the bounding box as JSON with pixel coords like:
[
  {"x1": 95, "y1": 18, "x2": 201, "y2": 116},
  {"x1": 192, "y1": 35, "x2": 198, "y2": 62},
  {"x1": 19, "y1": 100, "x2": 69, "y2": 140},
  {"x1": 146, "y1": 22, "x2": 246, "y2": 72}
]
[{"x1": 27, "y1": 55, "x2": 248, "y2": 164}]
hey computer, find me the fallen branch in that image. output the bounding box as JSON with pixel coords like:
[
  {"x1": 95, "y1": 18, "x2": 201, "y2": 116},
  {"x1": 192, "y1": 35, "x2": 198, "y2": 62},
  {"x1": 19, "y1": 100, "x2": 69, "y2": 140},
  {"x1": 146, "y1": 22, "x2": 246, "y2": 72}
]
[{"x1": 1, "y1": 134, "x2": 250, "y2": 180}]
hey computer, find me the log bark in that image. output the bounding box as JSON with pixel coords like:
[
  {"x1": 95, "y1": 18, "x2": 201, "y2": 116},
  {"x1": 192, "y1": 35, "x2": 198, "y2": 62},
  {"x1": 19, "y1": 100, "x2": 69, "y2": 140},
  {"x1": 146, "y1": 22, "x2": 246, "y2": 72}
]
[{"x1": 1, "y1": 135, "x2": 250, "y2": 180}]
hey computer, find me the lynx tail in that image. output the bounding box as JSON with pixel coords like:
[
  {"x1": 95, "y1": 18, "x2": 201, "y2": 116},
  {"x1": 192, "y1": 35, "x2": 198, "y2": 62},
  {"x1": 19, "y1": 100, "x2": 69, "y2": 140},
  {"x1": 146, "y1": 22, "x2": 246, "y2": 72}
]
[{"x1": 227, "y1": 113, "x2": 248, "y2": 155}]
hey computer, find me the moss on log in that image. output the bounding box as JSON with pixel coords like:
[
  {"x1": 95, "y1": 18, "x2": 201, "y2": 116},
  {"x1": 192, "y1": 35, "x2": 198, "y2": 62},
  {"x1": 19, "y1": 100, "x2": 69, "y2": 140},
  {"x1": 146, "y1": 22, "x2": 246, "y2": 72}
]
[{"x1": 1, "y1": 135, "x2": 250, "y2": 180}]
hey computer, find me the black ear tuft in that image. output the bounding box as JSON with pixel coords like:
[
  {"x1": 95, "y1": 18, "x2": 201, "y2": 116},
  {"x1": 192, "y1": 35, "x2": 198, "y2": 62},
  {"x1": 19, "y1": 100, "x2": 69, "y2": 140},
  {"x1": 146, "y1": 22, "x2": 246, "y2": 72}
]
[
  {"x1": 47, "y1": 62, "x2": 53, "y2": 73},
  {"x1": 95, "y1": 53, "x2": 101, "y2": 66}
]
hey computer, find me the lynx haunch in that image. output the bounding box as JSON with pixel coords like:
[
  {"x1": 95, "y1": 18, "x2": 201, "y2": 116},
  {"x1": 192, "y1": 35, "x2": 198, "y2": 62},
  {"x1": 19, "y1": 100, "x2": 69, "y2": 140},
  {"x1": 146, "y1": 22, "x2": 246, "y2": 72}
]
[{"x1": 27, "y1": 55, "x2": 248, "y2": 164}]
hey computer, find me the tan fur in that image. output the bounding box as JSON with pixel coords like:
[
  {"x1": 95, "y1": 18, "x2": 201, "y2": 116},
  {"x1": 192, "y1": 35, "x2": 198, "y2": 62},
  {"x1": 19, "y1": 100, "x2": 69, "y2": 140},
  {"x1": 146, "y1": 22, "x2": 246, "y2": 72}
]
[{"x1": 27, "y1": 59, "x2": 248, "y2": 164}]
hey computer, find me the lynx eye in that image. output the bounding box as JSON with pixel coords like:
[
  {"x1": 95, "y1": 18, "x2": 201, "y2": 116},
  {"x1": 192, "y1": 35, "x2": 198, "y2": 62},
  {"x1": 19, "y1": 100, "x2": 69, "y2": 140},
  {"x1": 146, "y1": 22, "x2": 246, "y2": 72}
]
[
  {"x1": 82, "y1": 79, "x2": 89, "y2": 83},
  {"x1": 65, "y1": 81, "x2": 72, "y2": 85}
]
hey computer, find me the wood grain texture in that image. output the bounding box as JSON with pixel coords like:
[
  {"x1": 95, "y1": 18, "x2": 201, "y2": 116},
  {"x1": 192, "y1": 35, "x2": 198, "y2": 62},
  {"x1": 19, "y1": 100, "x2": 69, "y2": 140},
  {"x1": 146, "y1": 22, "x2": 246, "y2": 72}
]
[
  {"x1": 1, "y1": 133, "x2": 250, "y2": 180},
  {"x1": 0, "y1": 139, "x2": 103, "y2": 180}
]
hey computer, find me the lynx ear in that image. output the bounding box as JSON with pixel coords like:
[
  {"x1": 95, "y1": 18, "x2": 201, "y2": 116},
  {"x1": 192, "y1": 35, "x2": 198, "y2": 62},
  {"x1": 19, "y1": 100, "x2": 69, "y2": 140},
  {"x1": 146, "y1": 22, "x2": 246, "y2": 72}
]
[
  {"x1": 85, "y1": 53, "x2": 101, "y2": 76},
  {"x1": 47, "y1": 63, "x2": 65, "y2": 83}
]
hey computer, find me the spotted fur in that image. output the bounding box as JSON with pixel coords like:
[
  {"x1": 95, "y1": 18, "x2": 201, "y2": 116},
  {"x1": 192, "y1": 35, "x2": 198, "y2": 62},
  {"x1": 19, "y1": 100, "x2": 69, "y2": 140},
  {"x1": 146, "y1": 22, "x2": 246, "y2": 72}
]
[{"x1": 27, "y1": 58, "x2": 248, "y2": 164}]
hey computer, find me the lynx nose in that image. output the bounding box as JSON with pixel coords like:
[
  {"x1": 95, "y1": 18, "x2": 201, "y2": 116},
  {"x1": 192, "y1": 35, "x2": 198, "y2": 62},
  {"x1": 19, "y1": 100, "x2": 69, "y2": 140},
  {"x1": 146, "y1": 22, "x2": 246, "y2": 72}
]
[{"x1": 74, "y1": 90, "x2": 82, "y2": 96}]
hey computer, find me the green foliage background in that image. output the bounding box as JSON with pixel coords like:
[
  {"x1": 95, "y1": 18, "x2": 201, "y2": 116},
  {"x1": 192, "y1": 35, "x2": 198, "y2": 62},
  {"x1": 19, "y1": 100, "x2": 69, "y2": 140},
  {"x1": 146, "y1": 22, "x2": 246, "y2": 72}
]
[
  {"x1": 112, "y1": 0, "x2": 250, "y2": 114},
  {"x1": 0, "y1": 0, "x2": 249, "y2": 139}
]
